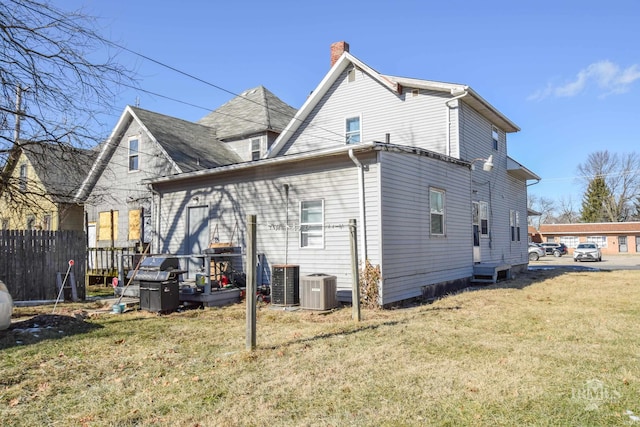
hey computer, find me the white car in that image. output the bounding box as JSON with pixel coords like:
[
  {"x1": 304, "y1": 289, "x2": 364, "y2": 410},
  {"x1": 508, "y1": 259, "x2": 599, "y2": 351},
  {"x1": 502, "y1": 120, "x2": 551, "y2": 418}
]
[
  {"x1": 573, "y1": 243, "x2": 602, "y2": 262},
  {"x1": 528, "y1": 243, "x2": 545, "y2": 261}
]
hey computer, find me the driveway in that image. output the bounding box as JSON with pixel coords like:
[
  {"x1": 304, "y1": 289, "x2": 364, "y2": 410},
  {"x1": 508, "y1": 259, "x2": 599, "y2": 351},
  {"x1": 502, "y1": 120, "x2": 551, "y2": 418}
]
[{"x1": 530, "y1": 253, "x2": 640, "y2": 271}]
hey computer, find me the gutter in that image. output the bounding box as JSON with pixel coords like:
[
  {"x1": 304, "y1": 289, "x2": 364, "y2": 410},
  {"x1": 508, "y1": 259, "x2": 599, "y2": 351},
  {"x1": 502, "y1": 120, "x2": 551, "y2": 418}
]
[{"x1": 348, "y1": 149, "x2": 368, "y2": 261}]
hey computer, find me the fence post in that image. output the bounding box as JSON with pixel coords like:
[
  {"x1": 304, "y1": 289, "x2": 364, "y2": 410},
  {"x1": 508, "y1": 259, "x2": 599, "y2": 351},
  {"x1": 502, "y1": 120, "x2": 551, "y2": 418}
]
[{"x1": 246, "y1": 215, "x2": 257, "y2": 350}]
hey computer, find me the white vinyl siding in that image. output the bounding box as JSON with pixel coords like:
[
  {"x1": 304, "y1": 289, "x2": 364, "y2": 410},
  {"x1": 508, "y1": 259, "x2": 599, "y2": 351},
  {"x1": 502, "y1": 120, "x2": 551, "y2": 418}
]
[
  {"x1": 379, "y1": 151, "x2": 471, "y2": 303},
  {"x1": 280, "y1": 69, "x2": 449, "y2": 156},
  {"x1": 155, "y1": 153, "x2": 380, "y2": 294}
]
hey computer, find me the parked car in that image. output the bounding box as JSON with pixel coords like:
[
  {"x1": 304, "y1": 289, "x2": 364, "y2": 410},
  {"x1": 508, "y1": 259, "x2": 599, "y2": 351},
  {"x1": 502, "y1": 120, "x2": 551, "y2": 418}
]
[
  {"x1": 540, "y1": 242, "x2": 569, "y2": 257},
  {"x1": 528, "y1": 243, "x2": 545, "y2": 261},
  {"x1": 573, "y1": 243, "x2": 602, "y2": 262}
]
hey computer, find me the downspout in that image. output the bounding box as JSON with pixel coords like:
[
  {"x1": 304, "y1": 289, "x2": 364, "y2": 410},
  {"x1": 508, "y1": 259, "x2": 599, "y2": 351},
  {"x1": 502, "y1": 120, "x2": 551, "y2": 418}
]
[
  {"x1": 348, "y1": 149, "x2": 367, "y2": 261},
  {"x1": 445, "y1": 90, "x2": 468, "y2": 157},
  {"x1": 148, "y1": 185, "x2": 162, "y2": 254}
]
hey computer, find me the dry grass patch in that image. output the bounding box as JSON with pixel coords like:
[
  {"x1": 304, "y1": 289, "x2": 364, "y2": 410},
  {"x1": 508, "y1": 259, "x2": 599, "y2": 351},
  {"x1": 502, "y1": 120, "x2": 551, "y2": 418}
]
[{"x1": 1, "y1": 268, "x2": 639, "y2": 426}]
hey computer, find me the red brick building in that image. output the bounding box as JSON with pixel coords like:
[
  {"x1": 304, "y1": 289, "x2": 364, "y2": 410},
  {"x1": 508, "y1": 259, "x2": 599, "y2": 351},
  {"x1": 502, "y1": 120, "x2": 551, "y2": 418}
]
[{"x1": 537, "y1": 222, "x2": 640, "y2": 255}]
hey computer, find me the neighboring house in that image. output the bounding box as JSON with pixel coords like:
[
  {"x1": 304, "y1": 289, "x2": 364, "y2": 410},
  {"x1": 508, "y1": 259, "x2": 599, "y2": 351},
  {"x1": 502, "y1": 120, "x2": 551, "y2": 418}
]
[
  {"x1": 147, "y1": 42, "x2": 540, "y2": 306},
  {"x1": 76, "y1": 87, "x2": 296, "y2": 251},
  {"x1": 538, "y1": 222, "x2": 640, "y2": 255},
  {"x1": 0, "y1": 142, "x2": 96, "y2": 231}
]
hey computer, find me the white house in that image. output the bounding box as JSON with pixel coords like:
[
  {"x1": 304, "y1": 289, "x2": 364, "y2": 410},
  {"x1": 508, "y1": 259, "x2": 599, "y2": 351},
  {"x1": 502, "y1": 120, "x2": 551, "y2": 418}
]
[{"x1": 148, "y1": 42, "x2": 540, "y2": 306}]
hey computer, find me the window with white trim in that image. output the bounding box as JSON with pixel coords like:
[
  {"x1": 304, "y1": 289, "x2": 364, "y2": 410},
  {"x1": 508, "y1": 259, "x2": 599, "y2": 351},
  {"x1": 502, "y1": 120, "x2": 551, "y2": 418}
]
[
  {"x1": 560, "y1": 236, "x2": 580, "y2": 248},
  {"x1": 510, "y1": 210, "x2": 520, "y2": 242},
  {"x1": 587, "y1": 236, "x2": 607, "y2": 248},
  {"x1": 300, "y1": 200, "x2": 324, "y2": 248},
  {"x1": 492, "y1": 126, "x2": 499, "y2": 150},
  {"x1": 128, "y1": 138, "x2": 139, "y2": 171},
  {"x1": 251, "y1": 138, "x2": 261, "y2": 161},
  {"x1": 345, "y1": 116, "x2": 361, "y2": 144},
  {"x1": 479, "y1": 201, "x2": 489, "y2": 237},
  {"x1": 430, "y1": 188, "x2": 445, "y2": 235}
]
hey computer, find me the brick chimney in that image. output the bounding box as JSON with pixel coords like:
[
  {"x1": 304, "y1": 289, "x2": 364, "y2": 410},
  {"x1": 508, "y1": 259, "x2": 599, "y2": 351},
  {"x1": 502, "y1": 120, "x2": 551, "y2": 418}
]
[{"x1": 330, "y1": 41, "x2": 349, "y2": 67}]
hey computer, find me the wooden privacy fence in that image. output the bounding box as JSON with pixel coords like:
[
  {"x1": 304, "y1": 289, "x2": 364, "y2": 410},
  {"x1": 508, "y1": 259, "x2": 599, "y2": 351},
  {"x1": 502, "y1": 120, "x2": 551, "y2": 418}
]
[{"x1": 0, "y1": 230, "x2": 86, "y2": 301}]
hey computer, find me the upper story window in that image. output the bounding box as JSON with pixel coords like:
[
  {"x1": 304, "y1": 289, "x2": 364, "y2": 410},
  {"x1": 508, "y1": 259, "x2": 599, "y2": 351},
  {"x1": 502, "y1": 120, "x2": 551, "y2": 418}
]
[
  {"x1": 492, "y1": 126, "x2": 499, "y2": 150},
  {"x1": 300, "y1": 200, "x2": 324, "y2": 248},
  {"x1": 251, "y1": 138, "x2": 261, "y2": 161},
  {"x1": 430, "y1": 188, "x2": 445, "y2": 236},
  {"x1": 345, "y1": 116, "x2": 361, "y2": 144},
  {"x1": 128, "y1": 138, "x2": 139, "y2": 171},
  {"x1": 19, "y1": 163, "x2": 27, "y2": 191}
]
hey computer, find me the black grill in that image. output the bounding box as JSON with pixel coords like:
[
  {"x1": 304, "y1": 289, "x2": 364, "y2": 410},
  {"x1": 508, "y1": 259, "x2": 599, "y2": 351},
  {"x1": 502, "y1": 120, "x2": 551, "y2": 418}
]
[{"x1": 127, "y1": 256, "x2": 185, "y2": 313}]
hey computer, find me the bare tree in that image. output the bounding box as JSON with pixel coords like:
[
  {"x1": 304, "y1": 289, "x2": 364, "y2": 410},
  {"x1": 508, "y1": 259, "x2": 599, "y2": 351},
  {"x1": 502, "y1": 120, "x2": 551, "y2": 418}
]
[
  {"x1": 576, "y1": 150, "x2": 640, "y2": 222},
  {"x1": 0, "y1": 0, "x2": 134, "y2": 202},
  {"x1": 528, "y1": 194, "x2": 556, "y2": 228},
  {"x1": 556, "y1": 195, "x2": 580, "y2": 223}
]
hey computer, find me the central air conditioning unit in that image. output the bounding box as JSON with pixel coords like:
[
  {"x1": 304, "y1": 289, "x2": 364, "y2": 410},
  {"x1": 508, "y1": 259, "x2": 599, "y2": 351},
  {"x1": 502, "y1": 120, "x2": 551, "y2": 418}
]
[
  {"x1": 271, "y1": 265, "x2": 300, "y2": 306},
  {"x1": 300, "y1": 273, "x2": 338, "y2": 310}
]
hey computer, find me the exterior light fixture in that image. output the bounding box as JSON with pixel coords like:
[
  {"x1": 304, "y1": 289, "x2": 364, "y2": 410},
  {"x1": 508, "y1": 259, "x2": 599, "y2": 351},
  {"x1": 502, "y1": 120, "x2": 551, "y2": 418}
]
[{"x1": 470, "y1": 155, "x2": 494, "y2": 172}]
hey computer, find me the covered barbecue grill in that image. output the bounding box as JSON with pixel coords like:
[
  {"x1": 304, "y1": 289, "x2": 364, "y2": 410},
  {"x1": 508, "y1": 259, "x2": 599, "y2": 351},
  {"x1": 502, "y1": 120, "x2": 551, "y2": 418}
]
[{"x1": 127, "y1": 256, "x2": 185, "y2": 313}]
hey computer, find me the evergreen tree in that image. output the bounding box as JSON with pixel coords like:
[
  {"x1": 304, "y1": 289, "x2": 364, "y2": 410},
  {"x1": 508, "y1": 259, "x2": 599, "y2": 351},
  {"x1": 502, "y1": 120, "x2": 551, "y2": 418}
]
[{"x1": 580, "y1": 175, "x2": 611, "y2": 222}]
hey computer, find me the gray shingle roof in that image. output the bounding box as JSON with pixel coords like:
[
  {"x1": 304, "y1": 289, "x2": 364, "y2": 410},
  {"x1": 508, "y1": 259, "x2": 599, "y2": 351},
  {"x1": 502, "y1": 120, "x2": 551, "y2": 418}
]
[
  {"x1": 23, "y1": 142, "x2": 97, "y2": 203},
  {"x1": 130, "y1": 107, "x2": 242, "y2": 173},
  {"x1": 197, "y1": 86, "x2": 296, "y2": 140}
]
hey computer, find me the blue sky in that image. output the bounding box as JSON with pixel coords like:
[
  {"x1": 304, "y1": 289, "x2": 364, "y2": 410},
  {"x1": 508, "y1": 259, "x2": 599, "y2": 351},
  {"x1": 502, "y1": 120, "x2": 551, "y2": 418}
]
[{"x1": 57, "y1": 0, "x2": 640, "y2": 206}]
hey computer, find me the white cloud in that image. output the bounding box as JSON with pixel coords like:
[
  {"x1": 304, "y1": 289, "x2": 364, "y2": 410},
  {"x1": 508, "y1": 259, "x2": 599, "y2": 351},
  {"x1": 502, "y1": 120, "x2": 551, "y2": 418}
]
[{"x1": 529, "y1": 61, "x2": 640, "y2": 100}]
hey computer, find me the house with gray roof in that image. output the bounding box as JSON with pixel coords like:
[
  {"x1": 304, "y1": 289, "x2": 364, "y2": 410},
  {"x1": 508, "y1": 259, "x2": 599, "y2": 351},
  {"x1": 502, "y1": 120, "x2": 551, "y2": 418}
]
[
  {"x1": 147, "y1": 42, "x2": 540, "y2": 307},
  {"x1": 197, "y1": 85, "x2": 296, "y2": 160},
  {"x1": 0, "y1": 142, "x2": 96, "y2": 231},
  {"x1": 77, "y1": 87, "x2": 296, "y2": 253}
]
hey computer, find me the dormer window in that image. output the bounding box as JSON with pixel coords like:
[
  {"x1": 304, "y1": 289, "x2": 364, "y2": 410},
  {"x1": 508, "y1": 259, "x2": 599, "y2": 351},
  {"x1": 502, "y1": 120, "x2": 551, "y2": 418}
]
[
  {"x1": 128, "y1": 138, "x2": 139, "y2": 171},
  {"x1": 251, "y1": 138, "x2": 261, "y2": 161},
  {"x1": 345, "y1": 116, "x2": 361, "y2": 144}
]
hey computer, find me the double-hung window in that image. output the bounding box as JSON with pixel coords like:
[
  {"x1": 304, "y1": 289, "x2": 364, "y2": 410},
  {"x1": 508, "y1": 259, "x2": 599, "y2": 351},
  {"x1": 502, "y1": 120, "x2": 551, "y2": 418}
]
[
  {"x1": 510, "y1": 210, "x2": 520, "y2": 242},
  {"x1": 345, "y1": 116, "x2": 361, "y2": 144},
  {"x1": 300, "y1": 200, "x2": 324, "y2": 248},
  {"x1": 128, "y1": 138, "x2": 139, "y2": 171},
  {"x1": 479, "y1": 201, "x2": 489, "y2": 236},
  {"x1": 251, "y1": 138, "x2": 261, "y2": 161},
  {"x1": 430, "y1": 188, "x2": 445, "y2": 235},
  {"x1": 492, "y1": 126, "x2": 499, "y2": 151}
]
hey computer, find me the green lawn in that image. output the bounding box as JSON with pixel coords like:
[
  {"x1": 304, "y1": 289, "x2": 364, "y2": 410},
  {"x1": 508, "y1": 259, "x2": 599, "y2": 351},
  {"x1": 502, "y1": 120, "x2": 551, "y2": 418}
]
[{"x1": 1, "y1": 268, "x2": 639, "y2": 426}]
